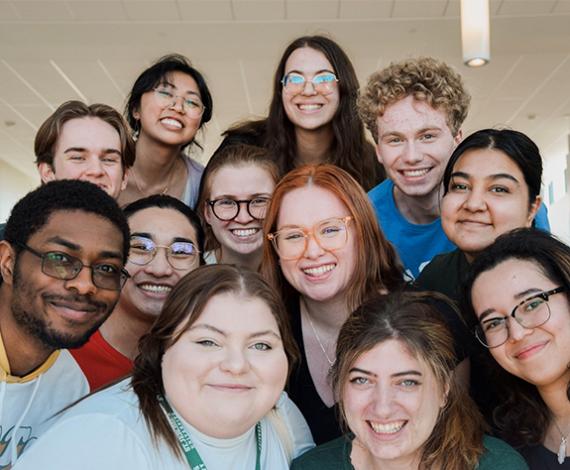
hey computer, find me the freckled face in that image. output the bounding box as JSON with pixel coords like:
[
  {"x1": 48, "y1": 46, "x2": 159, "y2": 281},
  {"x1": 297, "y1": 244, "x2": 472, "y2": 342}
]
[
  {"x1": 204, "y1": 164, "x2": 275, "y2": 259},
  {"x1": 343, "y1": 339, "x2": 446, "y2": 468},
  {"x1": 376, "y1": 96, "x2": 460, "y2": 201}
]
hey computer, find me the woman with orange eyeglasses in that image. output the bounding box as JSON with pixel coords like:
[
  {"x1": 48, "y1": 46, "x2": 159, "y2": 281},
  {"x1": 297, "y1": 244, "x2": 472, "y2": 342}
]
[
  {"x1": 260, "y1": 164, "x2": 471, "y2": 444},
  {"x1": 215, "y1": 35, "x2": 384, "y2": 191}
]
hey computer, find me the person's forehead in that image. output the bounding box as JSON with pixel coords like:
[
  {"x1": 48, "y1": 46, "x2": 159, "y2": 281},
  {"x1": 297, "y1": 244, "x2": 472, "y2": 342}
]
[
  {"x1": 30, "y1": 209, "x2": 123, "y2": 251},
  {"x1": 57, "y1": 117, "x2": 121, "y2": 149},
  {"x1": 379, "y1": 96, "x2": 450, "y2": 131},
  {"x1": 128, "y1": 207, "x2": 197, "y2": 241}
]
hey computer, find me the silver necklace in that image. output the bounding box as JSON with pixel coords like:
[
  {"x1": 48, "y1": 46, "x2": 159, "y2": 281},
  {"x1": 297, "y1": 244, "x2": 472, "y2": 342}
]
[
  {"x1": 302, "y1": 307, "x2": 336, "y2": 367},
  {"x1": 553, "y1": 419, "x2": 569, "y2": 464}
]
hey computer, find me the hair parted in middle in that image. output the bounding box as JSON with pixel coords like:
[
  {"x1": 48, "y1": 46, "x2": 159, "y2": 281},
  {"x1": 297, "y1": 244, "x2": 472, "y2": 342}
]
[
  {"x1": 197, "y1": 143, "x2": 280, "y2": 252},
  {"x1": 333, "y1": 291, "x2": 486, "y2": 469},
  {"x1": 260, "y1": 164, "x2": 403, "y2": 311},
  {"x1": 131, "y1": 264, "x2": 299, "y2": 459},
  {"x1": 358, "y1": 57, "x2": 471, "y2": 142},
  {"x1": 34, "y1": 100, "x2": 136, "y2": 170},
  {"x1": 222, "y1": 35, "x2": 383, "y2": 191}
]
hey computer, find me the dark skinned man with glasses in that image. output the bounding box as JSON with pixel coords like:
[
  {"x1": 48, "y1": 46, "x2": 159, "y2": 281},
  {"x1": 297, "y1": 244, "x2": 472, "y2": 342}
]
[
  {"x1": 0, "y1": 180, "x2": 129, "y2": 467},
  {"x1": 71, "y1": 195, "x2": 204, "y2": 391}
]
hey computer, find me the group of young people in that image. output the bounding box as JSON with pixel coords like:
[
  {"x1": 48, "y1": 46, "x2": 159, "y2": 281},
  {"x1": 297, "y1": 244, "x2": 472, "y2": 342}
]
[{"x1": 0, "y1": 34, "x2": 567, "y2": 470}]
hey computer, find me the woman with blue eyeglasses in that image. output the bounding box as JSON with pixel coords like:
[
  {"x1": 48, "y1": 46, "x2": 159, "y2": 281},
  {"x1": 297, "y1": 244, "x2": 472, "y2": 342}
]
[
  {"x1": 119, "y1": 54, "x2": 213, "y2": 209},
  {"x1": 197, "y1": 144, "x2": 279, "y2": 270},
  {"x1": 464, "y1": 228, "x2": 570, "y2": 469},
  {"x1": 215, "y1": 35, "x2": 384, "y2": 191}
]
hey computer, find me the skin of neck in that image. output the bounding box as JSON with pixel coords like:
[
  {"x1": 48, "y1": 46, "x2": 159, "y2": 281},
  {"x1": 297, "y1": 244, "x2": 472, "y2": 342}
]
[
  {"x1": 133, "y1": 132, "x2": 184, "y2": 185},
  {"x1": 99, "y1": 303, "x2": 155, "y2": 360},
  {"x1": 217, "y1": 246, "x2": 263, "y2": 272},
  {"x1": 392, "y1": 183, "x2": 442, "y2": 225},
  {"x1": 351, "y1": 436, "x2": 422, "y2": 470},
  {"x1": 294, "y1": 125, "x2": 334, "y2": 167},
  {"x1": 301, "y1": 294, "x2": 350, "y2": 335},
  {"x1": 538, "y1": 373, "x2": 570, "y2": 442},
  {"x1": 0, "y1": 286, "x2": 53, "y2": 377}
]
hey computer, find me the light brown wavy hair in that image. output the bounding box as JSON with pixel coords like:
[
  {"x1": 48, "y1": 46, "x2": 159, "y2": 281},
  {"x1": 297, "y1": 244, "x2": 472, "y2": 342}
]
[
  {"x1": 35, "y1": 100, "x2": 136, "y2": 170},
  {"x1": 333, "y1": 291, "x2": 486, "y2": 469},
  {"x1": 358, "y1": 57, "x2": 471, "y2": 142},
  {"x1": 131, "y1": 264, "x2": 299, "y2": 459},
  {"x1": 260, "y1": 164, "x2": 403, "y2": 311}
]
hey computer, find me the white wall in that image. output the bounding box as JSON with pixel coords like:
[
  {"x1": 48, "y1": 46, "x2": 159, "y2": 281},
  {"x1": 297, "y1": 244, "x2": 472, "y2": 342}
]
[
  {"x1": 542, "y1": 142, "x2": 570, "y2": 244},
  {"x1": 0, "y1": 162, "x2": 38, "y2": 224}
]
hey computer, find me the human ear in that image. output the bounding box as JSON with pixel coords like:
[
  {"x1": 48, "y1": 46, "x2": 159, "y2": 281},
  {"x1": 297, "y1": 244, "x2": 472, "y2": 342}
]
[
  {"x1": 526, "y1": 195, "x2": 542, "y2": 227},
  {"x1": 37, "y1": 162, "x2": 57, "y2": 184},
  {"x1": 0, "y1": 241, "x2": 16, "y2": 286}
]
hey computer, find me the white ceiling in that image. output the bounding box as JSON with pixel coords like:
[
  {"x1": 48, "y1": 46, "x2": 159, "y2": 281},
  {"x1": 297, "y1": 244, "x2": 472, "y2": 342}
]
[{"x1": 0, "y1": 0, "x2": 570, "y2": 184}]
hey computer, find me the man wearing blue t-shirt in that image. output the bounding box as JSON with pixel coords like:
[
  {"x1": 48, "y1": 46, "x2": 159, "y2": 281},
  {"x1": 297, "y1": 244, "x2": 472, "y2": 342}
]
[{"x1": 359, "y1": 58, "x2": 548, "y2": 280}]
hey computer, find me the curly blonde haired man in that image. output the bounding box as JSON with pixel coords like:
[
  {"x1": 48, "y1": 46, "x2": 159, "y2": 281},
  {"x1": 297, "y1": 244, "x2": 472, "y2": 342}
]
[{"x1": 359, "y1": 57, "x2": 470, "y2": 280}]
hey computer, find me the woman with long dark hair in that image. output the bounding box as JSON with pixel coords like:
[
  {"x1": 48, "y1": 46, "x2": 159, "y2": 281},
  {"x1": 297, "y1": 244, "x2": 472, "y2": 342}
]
[
  {"x1": 218, "y1": 35, "x2": 384, "y2": 191},
  {"x1": 465, "y1": 228, "x2": 570, "y2": 468}
]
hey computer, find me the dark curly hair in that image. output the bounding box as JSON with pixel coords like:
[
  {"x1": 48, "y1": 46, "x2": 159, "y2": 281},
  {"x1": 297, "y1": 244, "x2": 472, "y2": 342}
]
[{"x1": 4, "y1": 180, "x2": 130, "y2": 263}]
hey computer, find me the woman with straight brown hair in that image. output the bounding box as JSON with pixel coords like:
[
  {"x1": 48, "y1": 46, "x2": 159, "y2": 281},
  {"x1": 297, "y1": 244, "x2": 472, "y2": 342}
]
[
  {"x1": 217, "y1": 35, "x2": 384, "y2": 191},
  {"x1": 291, "y1": 292, "x2": 527, "y2": 469},
  {"x1": 14, "y1": 265, "x2": 314, "y2": 469}
]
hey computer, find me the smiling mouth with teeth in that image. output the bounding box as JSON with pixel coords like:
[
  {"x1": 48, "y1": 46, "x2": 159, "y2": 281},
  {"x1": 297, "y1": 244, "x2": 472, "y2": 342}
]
[
  {"x1": 230, "y1": 228, "x2": 260, "y2": 238},
  {"x1": 368, "y1": 420, "x2": 406, "y2": 434},
  {"x1": 160, "y1": 118, "x2": 183, "y2": 129},
  {"x1": 139, "y1": 284, "x2": 172, "y2": 293},
  {"x1": 302, "y1": 264, "x2": 336, "y2": 276},
  {"x1": 298, "y1": 104, "x2": 323, "y2": 111},
  {"x1": 401, "y1": 168, "x2": 431, "y2": 177}
]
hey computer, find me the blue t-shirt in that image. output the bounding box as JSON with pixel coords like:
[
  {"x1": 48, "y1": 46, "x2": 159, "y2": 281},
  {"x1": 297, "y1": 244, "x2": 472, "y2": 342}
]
[{"x1": 368, "y1": 179, "x2": 550, "y2": 280}]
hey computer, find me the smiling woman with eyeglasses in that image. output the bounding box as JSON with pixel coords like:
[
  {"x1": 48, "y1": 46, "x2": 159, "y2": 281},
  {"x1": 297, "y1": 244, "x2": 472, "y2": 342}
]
[
  {"x1": 260, "y1": 164, "x2": 404, "y2": 444},
  {"x1": 213, "y1": 35, "x2": 384, "y2": 192},
  {"x1": 464, "y1": 228, "x2": 570, "y2": 468},
  {"x1": 119, "y1": 54, "x2": 213, "y2": 209},
  {"x1": 197, "y1": 144, "x2": 279, "y2": 270}
]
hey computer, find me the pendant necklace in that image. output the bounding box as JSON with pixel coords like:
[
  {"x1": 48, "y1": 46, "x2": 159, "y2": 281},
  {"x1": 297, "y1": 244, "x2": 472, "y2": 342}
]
[
  {"x1": 302, "y1": 305, "x2": 336, "y2": 367},
  {"x1": 553, "y1": 418, "x2": 569, "y2": 464},
  {"x1": 131, "y1": 158, "x2": 177, "y2": 197}
]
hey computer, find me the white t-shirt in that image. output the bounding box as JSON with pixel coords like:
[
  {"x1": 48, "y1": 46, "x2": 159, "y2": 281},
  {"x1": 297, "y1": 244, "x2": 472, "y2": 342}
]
[
  {"x1": 14, "y1": 379, "x2": 314, "y2": 470},
  {"x1": 0, "y1": 350, "x2": 89, "y2": 467}
]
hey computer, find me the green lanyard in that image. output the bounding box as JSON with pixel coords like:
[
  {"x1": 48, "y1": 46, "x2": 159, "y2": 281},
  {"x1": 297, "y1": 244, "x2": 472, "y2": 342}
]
[{"x1": 158, "y1": 394, "x2": 262, "y2": 470}]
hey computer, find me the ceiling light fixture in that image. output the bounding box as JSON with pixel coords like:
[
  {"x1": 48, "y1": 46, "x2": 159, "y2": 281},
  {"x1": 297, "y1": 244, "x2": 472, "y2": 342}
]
[{"x1": 461, "y1": 0, "x2": 490, "y2": 67}]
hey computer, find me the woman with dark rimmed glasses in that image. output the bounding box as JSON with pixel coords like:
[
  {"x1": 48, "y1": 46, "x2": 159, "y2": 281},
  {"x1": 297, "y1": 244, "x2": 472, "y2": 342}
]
[
  {"x1": 119, "y1": 54, "x2": 213, "y2": 209},
  {"x1": 464, "y1": 228, "x2": 570, "y2": 468},
  {"x1": 214, "y1": 35, "x2": 384, "y2": 191},
  {"x1": 197, "y1": 144, "x2": 279, "y2": 270}
]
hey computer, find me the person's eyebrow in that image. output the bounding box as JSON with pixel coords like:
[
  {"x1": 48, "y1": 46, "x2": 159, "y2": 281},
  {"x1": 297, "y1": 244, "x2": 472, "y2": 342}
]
[
  {"x1": 249, "y1": 330, "x2": 282, "y2": 340},
  {"x1": 285, "y1": 68, "x2": 335, "y2": 76},
  {"x1": 101, "y1": 149, "x2": 122, "y2": 156},
  {"x1": 190, "y1": 324, "x2": 226, "y2": 336},
  {"x1": 157, "y1": 79, "x2": 201, "y2": 98},
  {"x1": 46, "y1": 236, "x2": 122, "y2": 260},
  {"x1": 131, "y1": 232, "x2": 154, "y2": 240},
  {"x1": 514, "y1": 287, "x2": 544, "y2": 300},
  {"x1": 64, "y1": 147, "x2": 121, "y2": 156},
  {"x1": 349, "y1": 367, "x2": 376, "y2": 377},
  {"x1": 391, "y1": 370, "x2": 422, "y2": 378},
  {"x1": 487, "y1": 173, "x2": 519, "y2": 184}
]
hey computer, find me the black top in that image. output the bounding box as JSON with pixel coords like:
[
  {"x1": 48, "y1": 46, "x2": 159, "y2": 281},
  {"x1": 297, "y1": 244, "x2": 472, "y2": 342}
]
[
  {"x1": 520, "y1": 444, "x2": 570, "y2": 469},
  {"x1": 416, "y1": 249, "x2": 506, "y2": 427},
  {"x1": 286, "y1": 295, "x2": 342, "y2": 446}
]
